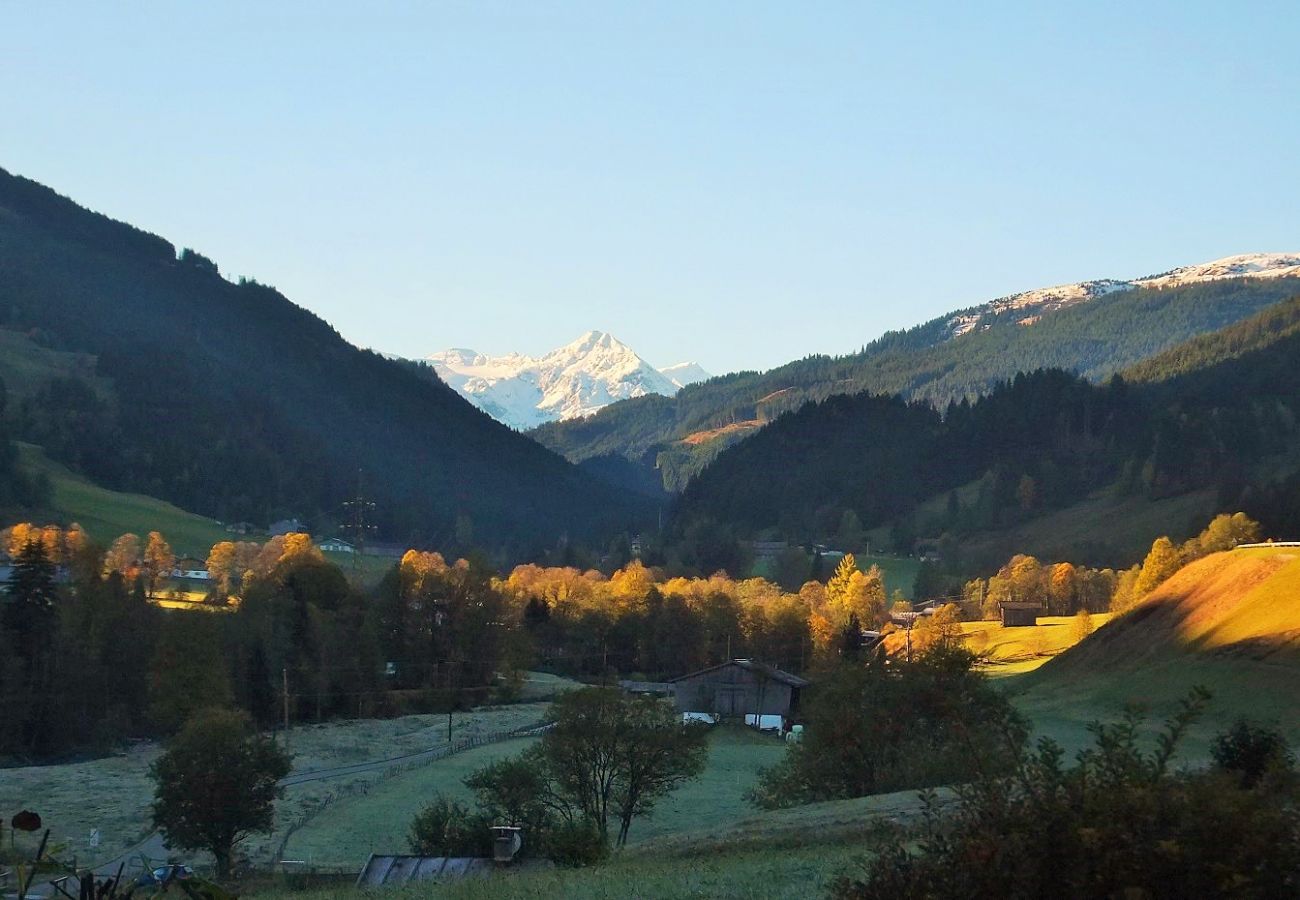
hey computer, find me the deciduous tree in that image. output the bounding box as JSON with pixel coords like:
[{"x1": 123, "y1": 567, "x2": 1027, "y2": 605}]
[{"x1": 151, "y1": 708, "x2": 291, "y2": 879}]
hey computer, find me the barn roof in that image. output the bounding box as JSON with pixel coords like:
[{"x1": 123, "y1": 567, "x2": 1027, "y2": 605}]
[
  {"x1": 999, "y1": 601, "x2": 1043, "y2": 610},
  {"x1": 670, "y1": 659, "x2": 810, "y2": 688}
]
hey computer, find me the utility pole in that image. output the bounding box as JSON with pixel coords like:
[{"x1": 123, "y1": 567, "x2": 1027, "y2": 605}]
[
  {"x1": 282, "y1": 666, "x2": 291, "y2": 748},
  {"x1": 341, "y1": 469, "x2": 377, "y2": 577}
]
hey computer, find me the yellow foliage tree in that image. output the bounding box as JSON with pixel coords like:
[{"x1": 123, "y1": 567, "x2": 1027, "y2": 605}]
[
  {"x1": 1135, "y1": 536, "x2": 1181, "y2": 598},
  {"x1": 144, "y1": 531, "x2": 175, "y2": 597},
  {"x1": 104, "y1": 533, "x2": 142, "y2": 579}
]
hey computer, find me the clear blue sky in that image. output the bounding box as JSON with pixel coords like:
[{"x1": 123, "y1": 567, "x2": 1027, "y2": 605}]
[{"x1": 3, "y1": 2, "x2": 1298, "y2": 374}]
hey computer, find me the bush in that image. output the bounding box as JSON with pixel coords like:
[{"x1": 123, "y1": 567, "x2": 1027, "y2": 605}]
[
  {"x1": 408, "y1": 795, "x2": 493, "y2": 857},
  {"x1": 1211, "y1": 719, "x2": 1294, "y2": 788},
  {"x1": 543, "y1": 819, "x2": 608, "y2": 868},
  {"x1": 834, "y1": 689, "x2": 1300, "y2": 899}
]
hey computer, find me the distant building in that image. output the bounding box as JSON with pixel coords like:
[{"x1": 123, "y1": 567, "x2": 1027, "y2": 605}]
[
  {"x1": 224, "y1": 521, "x2": 256, "y2": 535},
  {"x1": 914, "y1": 538, "x2": 943, "y2": 563},
  {"x1": 269, "y1": 518, "x2": 305, "y2": 537},
  {"x1": 319, "y1": 537, "x2": 355, "y2": 553},
  {"x1": 172, "y1": 556, "x2": 210, "y2": 580},
  {"x1": 749, "y1": 540, "x2": 790, "y2": 561},
  {"x1": 999, "y1": 601, "x2": 1042, "y2": 627},
  {"x1": 618, "y1": 679, "x2": 675, "y2": 698},
  {"x1": 670, "y1": 659, "x2": 809, "y2": 724}
]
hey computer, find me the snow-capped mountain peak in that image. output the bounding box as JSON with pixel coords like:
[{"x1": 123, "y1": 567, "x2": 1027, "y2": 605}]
[
  {"x1": 943, "y1": 252, "x2": 1300, "y2": 340},
  {"x1": 426, "y1": 332, "x2": 711, "y2": 430},
  {"x1": 659, "y1": 361, "x2": 712, "y2": 390}
]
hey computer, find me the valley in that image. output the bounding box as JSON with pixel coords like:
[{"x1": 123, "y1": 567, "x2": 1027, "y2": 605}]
[{"x1": 2, "y1": 170, "x2": 1299, "y2": 900}]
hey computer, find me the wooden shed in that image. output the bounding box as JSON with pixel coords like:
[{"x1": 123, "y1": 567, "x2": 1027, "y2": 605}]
[
  {"x1": 670, "y1": 659, "x2": 808, "y2": 722},
  {"x1": 999, "y1": 601, "x2": 1042, "y2": 627}
]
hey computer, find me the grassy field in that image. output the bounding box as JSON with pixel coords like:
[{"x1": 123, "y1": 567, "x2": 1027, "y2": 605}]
[
  {"x1": 0, "y1": 328, "x2": 111, "y2": 403},
  {"x1": 961, "y1": 613, "x2": 1114, "y2": 677},
  {"x1": 258, "y1": 787, "x2": 942, "y2": 899},
  {"x1": 18, "y1": 442, "x2": 231, "y2": 556},
  {"x1": 283, "y1": 726, "x2": 787, "y2": 865},
  {"x1": 0, "y1": 704, "x2": 555, "y2": 867}
]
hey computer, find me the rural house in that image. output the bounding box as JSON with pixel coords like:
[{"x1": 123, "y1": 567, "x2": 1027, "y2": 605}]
[
  {"x1": 319, "y1": 537, "x2": 355, "y2": 553},
  {"x1": 670, "y1": 659, "x2": 808, "y2": 726},
  {"x1": 171, "y1": 556, "x2": 210, "y2": 580},
  {"x1": 1000, "y1": 601, "x2": 1042, "y2": 627}
]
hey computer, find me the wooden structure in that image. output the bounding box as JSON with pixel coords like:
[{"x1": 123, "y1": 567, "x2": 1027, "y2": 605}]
[
  {"x1": 670, "y1": 659, "x2": 808, "y2": 721},
  {"x1": 999, "y1": 601, "x2": 1042, "y2": 627}
]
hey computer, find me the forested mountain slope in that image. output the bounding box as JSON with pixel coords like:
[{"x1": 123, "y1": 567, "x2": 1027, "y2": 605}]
[
  {"x1": 534, "y1": 275, "x2": 1300, "y2": 493},
  {"x1": 0, "y1": 167, "x2": 647, "y2": 554},
  {"x1": 673, "y1": 294, "x2": 1300, "y2": 568}
]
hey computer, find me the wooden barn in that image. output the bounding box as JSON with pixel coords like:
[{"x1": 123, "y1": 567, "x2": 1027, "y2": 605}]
[
  {"x1": 670, "y1": 659, "x2": 808, "y2": 722},
  {"x1": 1000, "y1": 601, "x2": 1042, "y2": 627}
]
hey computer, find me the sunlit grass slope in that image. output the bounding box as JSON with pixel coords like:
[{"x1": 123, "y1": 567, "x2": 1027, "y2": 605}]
[
  {"x1": 1010, "y1": 547, "x2": 1300, "y2": 755},
  {"x1": 18, "y1": 442, "x2": 229, "y2": 555},
  {"x1": 961, "y1": 614, "x2": 1114, "y2": 677}
]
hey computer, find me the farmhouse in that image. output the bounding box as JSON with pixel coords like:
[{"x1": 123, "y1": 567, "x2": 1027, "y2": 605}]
[
  {"x1": 1000, "y1": 601, "x2": 1042, "y2": 627},
  {"x1": 671, "y1": 659, "x2": 808, "y2": 725},
  {"x1": 319, "y1": 537, "x2": 355, "y2": 553},
  {"x1": 171, "y1": 556, "x2": 210, "y2": 580}
]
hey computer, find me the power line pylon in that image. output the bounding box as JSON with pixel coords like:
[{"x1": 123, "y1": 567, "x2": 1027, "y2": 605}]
[{"x1": 341, "y1": 470, "x2": 377, "y2": 576}]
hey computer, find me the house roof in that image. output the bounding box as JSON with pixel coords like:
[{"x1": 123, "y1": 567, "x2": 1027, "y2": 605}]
[
  {"x1": 999, "y1": 601, "x2": 1043, "y2": 610},
  {"x1": 670, "y1": 658, "x2": 810, "y2": 688},
  {"x1": 320, "y1": 537, "x2": 353, "y2": 546}
]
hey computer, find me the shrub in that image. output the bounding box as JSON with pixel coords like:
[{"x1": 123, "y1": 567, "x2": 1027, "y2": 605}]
[
  {"x1": 834, "y1": 688, "x2": 1300, "y2": 899},
  {"x1": 1211, "y1": 719, "x2": 1294, "y2": 788},
  {"x1": 543, "y1": 819, "x2": 609, "y2": 868},
  {"x1": 408, "y1": 795, "x2": 493, "y2": 857}
]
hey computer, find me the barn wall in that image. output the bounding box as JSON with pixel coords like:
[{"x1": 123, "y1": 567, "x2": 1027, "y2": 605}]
[{"x1": 673, "y1": 665, "x2": 796, "y2": 718}]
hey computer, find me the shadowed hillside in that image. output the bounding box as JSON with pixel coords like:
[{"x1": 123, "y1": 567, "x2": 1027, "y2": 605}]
[{"x1": 0, "y1": 167, "x2": 648, "y2": 555}]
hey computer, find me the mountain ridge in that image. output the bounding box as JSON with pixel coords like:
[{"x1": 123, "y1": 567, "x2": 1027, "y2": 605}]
[{"x1": 532, "y1": 257, "x2": 1300, "y2": 493}]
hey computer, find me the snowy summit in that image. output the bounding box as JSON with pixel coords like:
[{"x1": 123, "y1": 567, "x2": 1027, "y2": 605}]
[
  {"x1": 427, "y1": 331, "x2": 711, "y2": 430},
  {"x1": 944, "y1": 252, "x2": 1300, "y2": 339}
]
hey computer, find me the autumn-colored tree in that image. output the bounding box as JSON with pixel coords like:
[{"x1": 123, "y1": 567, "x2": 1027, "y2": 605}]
[
  {"x1": 1135, "y1": 536, "x2": 1181, "y2": 598},
  {"x1": 207, "y1": 541, "x2": 237, "y2": 597},
  {"x1": 1048, "y1": 562, "x2": 1077, "y2": 615},
  {"x1": 143, "y1": 531, "x2": 175, "y2": 597},
  {"x1": 104, "y1": 533, "x2": 142, "y2": 580},
  {"x1": 1189, "y1": 512, "x2": 1262, "y2": 557},
  {"x1": 1110, "y1": 565, "x2": 1143, "y2": 614},
  {"x1": 1073, "y1": 608, "x2": 1095, "y2": 643},
  {"x1": 4, "y1": 522, "x2": 35, "y2": 557}
]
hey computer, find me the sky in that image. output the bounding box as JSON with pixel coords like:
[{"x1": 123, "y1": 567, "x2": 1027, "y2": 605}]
[{"x1": 3, "y1": 2, "x2": 1299, "y2": 375}]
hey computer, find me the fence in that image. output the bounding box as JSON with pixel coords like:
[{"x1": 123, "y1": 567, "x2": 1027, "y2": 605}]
[{"x1": 272, "y1": 722, "x2": 553, "y2": 865}]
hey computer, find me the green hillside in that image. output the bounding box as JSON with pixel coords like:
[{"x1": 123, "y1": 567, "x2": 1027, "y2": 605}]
[{"x1": 18, "y1": 442, "x2": 229, "y2": 555}]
